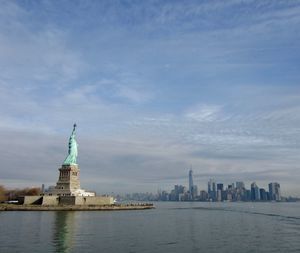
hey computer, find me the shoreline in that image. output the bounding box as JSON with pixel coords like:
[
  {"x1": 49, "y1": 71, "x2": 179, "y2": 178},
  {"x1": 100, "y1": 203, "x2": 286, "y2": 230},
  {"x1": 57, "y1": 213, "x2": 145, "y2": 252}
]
[{"x1": 0, "y1": 203, "x2": 155, "y2": 211}]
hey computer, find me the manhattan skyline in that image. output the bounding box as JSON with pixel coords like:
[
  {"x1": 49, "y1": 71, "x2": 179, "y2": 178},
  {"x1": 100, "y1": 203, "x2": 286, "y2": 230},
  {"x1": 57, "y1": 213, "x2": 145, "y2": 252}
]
[{"x1": 1, "y1": 1, "x2": 300, "y2": 196}]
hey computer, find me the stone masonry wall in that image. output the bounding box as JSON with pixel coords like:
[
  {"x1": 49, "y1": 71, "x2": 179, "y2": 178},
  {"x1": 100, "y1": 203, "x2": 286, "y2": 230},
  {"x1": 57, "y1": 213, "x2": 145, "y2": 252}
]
[
  {"x1": 42, "y1": 196, "x2": 59, "y2": 205},
  {"x1": 75, "y1": 196, "x2": 114, "y2": 205},
  {"x1": 23, "y1": 195, "x2": 114, "y2": 206},
  {"x1": 23, "y1": 196, "x2": 43, "y2": 205}
]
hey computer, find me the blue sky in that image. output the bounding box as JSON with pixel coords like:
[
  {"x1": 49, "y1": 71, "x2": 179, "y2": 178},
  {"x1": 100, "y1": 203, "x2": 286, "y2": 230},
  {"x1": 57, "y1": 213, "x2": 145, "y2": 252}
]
[{"x1": 1, "y1": 0, "x2": 300, "y2": 195}]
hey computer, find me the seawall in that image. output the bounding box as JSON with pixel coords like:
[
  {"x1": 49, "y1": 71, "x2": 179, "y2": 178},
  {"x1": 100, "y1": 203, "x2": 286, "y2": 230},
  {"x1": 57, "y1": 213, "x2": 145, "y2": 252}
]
[{"x1": 0, "y1": 203, "x2": 155, "y2": 211}]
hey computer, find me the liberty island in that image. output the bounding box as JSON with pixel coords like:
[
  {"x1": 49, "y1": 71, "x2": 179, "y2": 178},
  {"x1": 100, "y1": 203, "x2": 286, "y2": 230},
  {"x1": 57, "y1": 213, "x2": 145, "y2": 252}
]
[{"x1": 0, "y1": 124, "x2": 154, "y2": 211}]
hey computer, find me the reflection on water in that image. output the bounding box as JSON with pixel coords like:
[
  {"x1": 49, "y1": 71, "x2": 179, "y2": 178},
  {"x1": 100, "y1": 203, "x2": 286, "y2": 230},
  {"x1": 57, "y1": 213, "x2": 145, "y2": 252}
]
[
  {"x1": 53, "y1": 212, "x2": 78, "y2": 253},
  {"x1": 188, "y1": 208, "x2": 199, "y2": 252}
]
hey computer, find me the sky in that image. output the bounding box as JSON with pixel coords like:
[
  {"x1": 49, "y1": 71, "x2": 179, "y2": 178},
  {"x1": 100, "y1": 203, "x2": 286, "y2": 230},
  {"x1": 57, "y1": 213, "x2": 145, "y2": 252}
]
[{"x1": 1, "y1": 0, "x2": 300, "y2": 196}]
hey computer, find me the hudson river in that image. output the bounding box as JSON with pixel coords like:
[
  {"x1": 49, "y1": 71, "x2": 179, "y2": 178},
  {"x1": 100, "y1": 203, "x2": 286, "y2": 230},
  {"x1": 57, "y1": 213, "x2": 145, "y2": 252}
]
[{"x1": 1, "y1": 202, "x2": 300, "y2": 253}]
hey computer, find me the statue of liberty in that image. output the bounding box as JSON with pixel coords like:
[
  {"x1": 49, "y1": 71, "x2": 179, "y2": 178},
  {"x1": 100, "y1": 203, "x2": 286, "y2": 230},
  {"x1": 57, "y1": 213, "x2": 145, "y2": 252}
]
[{"x1": 63, "y1": 124, "x2": 78, "y2": 165}]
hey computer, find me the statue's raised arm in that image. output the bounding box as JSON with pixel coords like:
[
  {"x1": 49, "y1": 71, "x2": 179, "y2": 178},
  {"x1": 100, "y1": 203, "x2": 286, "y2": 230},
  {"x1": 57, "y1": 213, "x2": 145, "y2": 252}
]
[{"x1": 63, "y1": 123, "x2": 78, "y2": 165}]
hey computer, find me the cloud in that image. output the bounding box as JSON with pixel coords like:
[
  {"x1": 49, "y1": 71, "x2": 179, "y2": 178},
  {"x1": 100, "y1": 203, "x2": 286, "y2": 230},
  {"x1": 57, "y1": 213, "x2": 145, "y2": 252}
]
[
  {"x1": 0, "y1": 2, "x2": 86, "y2": 92},
  {"x1": 116, "y1": 85, "x2": 152, "y2": 103},
  {"x1": 185, "y1": 104, "x2": 222, "y2": 122}
]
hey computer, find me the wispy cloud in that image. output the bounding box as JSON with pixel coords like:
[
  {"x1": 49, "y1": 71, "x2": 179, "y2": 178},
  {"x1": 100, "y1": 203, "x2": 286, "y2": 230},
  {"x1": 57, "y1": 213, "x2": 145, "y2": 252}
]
[
  {"x1": 116, "y1": 85, "x2": 152, "y2": 103},
  {"x1": 185, "y1": 104, "x2": 222, "y2": 122}
]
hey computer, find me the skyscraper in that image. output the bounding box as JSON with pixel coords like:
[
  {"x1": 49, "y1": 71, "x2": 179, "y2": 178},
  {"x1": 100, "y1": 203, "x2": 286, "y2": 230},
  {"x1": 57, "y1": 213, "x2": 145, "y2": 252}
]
[
  {"x1": 217, "y1": 183, "x2": 223, "y2": 191},
  {"x1": 191, "y1": 185, "x2": 198, "y2": 199},
  {"x1": 212, "y1": 181, "x2": 216, "y2": 200},
  {"x1": 269, "y1": 182, "x2": 281, "y2": 201},
  {"x1": 208, "y1": 180, "x2": 212, "y2": 194},
  {"x1": 236, "y1": 181, "x2": 246, "y2": 201},
  {"x1": 236, "y1": 181, "x2": 245, "y2": 189},
  {"x1": 173, "y1": 185, "x2": 186, "y2": 201},
  {"x1": 207, "y1": 179, "x2": 213, "y2": 200},
  {"x1": 208, "y1": 179, "x2": 217, "y2": 201},
  {"x1": 251, "y1": 182, "x2": 260, "y2": 201},
  {"x1": 216, "y1": 183, "x2": 224, "y2": 201},
  {"x1": 259, "y1": 188, "x2": 267, "y2": 201},
  {"x1": 189, "y1": 169, "x2": 193, "y2": 194}
]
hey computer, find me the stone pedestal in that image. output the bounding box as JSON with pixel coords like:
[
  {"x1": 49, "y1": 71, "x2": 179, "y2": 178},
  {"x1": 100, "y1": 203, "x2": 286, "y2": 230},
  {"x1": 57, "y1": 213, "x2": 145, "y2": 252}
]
[
  {"x1": 52, "y1": 164, "x2": 81, "y2": 196},
  {"x1": 46, "y1": 164, "x2": 95, "y2": 197}
]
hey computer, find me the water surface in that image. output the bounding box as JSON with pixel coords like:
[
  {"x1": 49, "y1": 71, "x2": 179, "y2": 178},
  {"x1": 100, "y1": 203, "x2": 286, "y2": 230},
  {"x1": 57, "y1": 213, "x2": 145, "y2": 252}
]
[{"x1": 1, "y1": 202, "x2": 300, "y2": 253}]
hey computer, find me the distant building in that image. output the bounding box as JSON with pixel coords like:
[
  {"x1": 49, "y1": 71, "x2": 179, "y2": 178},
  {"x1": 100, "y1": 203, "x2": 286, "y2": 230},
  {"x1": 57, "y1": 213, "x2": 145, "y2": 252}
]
[
  {"x1": 259, "y1": 188, "x2": 268, "y2": 201},
  {"x1": 191, "y1": 185, "x2": 198, "y2": 199},
  {"x1": 208, "y1": 180, "x2": 212, "y2": 195},
  {"x1": 226, "y1": 192, "x2": 232, "y2": 201},
  {"x1": 246, "y1": 189, "x2": 251, "y2": 201},
  {"x1": 217, "y1": 183, "x2": 223, "y2": 191},
  {"x1": 217, "y1": 189, "x2": 222, "y2": 201},
  {"x1": 159, "y1": 191, "x2": 169, "y2": 201},
  {"x1": 189, "y1": 169, "x2": 194, "y2": 200},
  {"x1": 157, "y1": 175, "x2": 283, "y2": 203},
  {"x1": 188, "y1": 169, "x2": 199, "y2": 200},
  {"x1": 216, "y1": 183, "x2": 224, "y2": 201},
  {"x1": 173, "y1": 185, "x2": 186, "y2": 201},
  {"x1": 199, "y1": 190, "x2": 208, "y2": 201},
  {"x1": 208, "y1": 179, "x2": 216, "y2": 201},
  {"x1": 269, "y1": 182, "x2": 281, "y2": 201},
  {"x1": 178, "y1": 193, "x2": 186, "y2": 201},
  {"x1": 189, "y1": 169, "x2": 193, "y2": 193},
  {"x1": 251, "y1": 182, "x2": 260, "y2": 201},
  {"x1": 236, "y1": 181, "x2": 245, "y2": 189}
]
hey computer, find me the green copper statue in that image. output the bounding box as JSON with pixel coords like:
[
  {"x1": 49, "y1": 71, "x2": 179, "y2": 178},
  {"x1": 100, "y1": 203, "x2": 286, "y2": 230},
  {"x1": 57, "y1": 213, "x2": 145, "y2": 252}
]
[{"x1": 63, "y1": 124, "x2": 78, "y2": 165}]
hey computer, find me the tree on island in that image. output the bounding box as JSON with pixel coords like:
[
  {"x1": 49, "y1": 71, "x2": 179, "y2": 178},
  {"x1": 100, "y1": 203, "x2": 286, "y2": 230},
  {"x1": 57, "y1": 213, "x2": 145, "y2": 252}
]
[
  {"x1": 0, "y1": 185, "x2": 41, "y2": 202},
  {"x1": 0, "y1": 185, "x2": 6, "y2": 202}
]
